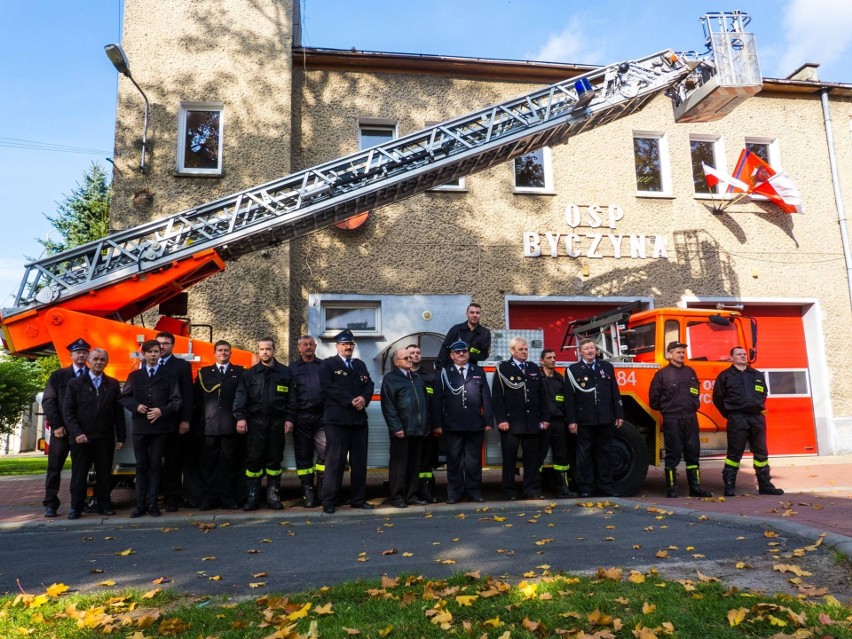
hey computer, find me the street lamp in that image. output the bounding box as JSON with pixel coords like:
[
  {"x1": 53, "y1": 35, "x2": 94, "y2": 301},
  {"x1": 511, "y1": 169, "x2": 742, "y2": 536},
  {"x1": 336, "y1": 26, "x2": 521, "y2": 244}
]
[{"x1": 105, "y1": 43, "x2": 149, "y2": 173}]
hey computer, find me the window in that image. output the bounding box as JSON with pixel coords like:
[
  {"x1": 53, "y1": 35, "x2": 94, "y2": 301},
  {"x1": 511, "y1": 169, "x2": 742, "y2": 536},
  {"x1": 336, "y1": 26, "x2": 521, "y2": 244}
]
[
  {"x1": 513, "y1": 147, "x2": 553, "y2": 193},
  {"x1": 744, "y1": 138, "x2": 780, "y2": 167},
  {"x1": 626, "y1": 323, "x2": 656, "y2": 355},
  {"x1": 633, "y1": 133, "x2": 671, "y2": 195},
  {"x1": 663, "y1": 320, "x2": 680, "y2": 350},
  {"x1": 426, "y1": 121, "x2": 466, "y2": 191},
  {"x1": 685, "y1": 319, "x2": 740, "y2": 361},
  {"x1": 177, "y1": 103, "x2": 223, "y2": 174},
  {"x1": 359, "y1": 122, "x2": 396, "y2": 151},
  {"x1": 690, "y1": 135, "x2": 725, "y2": 195},
  {"x1": 766, "y1": 370, "x2": 810, "y2": 397},
  {"x1": 321, "y1": 301, "x2": 381, "y2": 337}
]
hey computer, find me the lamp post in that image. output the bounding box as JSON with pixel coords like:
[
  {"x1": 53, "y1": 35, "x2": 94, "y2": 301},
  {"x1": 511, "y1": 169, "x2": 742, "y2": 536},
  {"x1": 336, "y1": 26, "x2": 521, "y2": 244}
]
[{"x1": 105, "y1": 43, "x2": 149, "y2": 173}]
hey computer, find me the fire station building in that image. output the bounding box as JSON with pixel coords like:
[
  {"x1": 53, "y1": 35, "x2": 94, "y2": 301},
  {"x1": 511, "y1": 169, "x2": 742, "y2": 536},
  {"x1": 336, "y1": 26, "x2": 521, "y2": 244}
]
[{"x1": 109, "y1": 0, "x2": 852, "y2": 456}]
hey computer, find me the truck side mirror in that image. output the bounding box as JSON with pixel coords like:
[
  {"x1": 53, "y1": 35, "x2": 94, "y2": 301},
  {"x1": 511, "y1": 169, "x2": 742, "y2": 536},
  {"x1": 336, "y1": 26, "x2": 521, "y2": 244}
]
[
  {"x1": 709, "y1": 314, "x2": 731, "y2": 326},
  {"x1": 749, "y1": 348, "x2": 757, "y2": 363}
]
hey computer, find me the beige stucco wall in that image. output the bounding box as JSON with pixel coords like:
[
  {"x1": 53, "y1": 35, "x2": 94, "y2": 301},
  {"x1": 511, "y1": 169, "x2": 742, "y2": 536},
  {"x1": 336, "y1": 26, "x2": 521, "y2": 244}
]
[
  {"x1": 111, "y1": 0, "x2": 294, "y2": 352},
  {"x1": 291, "y1": 68, "x2": 852, "y2": 417}
]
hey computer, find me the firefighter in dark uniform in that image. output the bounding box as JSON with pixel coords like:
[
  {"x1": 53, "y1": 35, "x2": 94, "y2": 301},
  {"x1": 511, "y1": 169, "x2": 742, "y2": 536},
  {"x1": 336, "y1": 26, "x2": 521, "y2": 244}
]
[
  {"x1": 120, "y1": 339, "x2": 183, "y2": 517},
  {"x1": 41, "y1": 337, "x2": 90, "y2": 517},
  {"x1": 408, "y1": 343, "x2": 439, "y2": 502},
  {"x1": 565, "y1": 338, "x2": 624, "y2": 498},
  {"x1": 713, "y1": 345, "x2": 784, "y2": 497},
  {"x1": 431, "y1": 340, "x2": 493, "y2": 504},
  {"x1": 62, "y1": 347, "x2": 125, "y2": 519},
  {"x1": 435, "y1": 303, "x2": 492, "y2": 369},
  {"x1": 290, "y1": 335, "x2": 326, "y2": 508},
  {"x1": 539, "y1": 349, "x2": 577, "y2": 498},
  {"x1": 156, "y1": 331, "x2": 195, "y2": 511},
  {"x1": 319, "y1": 329, "x2": 375, "y2": 514},
  {"x1": 193, "y1": 340, "x2": 244, "y2": 510},
  {"x1": 234, "y1": 337, "x2": 298, "y2": 511},
  {"x1": 492, "y1": 337, "x2": 549, "y2": 500},
  {"x1": 649, "y1": 341, "x2": 712, "y2": 498}
]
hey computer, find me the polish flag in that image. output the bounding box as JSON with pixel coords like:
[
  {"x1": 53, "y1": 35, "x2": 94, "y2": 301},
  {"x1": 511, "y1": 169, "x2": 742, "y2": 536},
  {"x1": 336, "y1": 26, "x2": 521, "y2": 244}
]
[
  {"x1": 731, "y1": 150, "x2": 803, "y2": 214},
  {"x1": 702, "y1": 162, "x2": 749, "y2": 192}
]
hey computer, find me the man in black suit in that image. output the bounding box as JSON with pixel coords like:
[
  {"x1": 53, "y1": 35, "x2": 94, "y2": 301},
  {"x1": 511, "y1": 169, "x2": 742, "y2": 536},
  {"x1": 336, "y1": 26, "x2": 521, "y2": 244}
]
[
  {"x1": 156, "y1": 331, "x2": 195, "y2": 511},
  {"x1": 62, "y1": 348, "x2": 125, "y2": 519},
  {"x1": 492, "y1": 337, "x2": 549, "y2": 500},
  {"x1": 193, "y1": 340, "x2": 244, "y2": 510},
  {"x1": 41, "y1": 337, "x2": 90, "y2": 517},
  {"x1": 319, "y1": 329, "x2": 375, "y2": 514},
  {"x1": 431, "y1": 340, "x2": 493, "y2": 504},
  {"x1": 435, "y1": 303, "x2": 492, "y2": 369},
  {"x1": 565, "y1": 338, "x2": 624, "y2": 498},
  {"x1": 120, "y1": 339, "x2": 182, "y2": 517}
]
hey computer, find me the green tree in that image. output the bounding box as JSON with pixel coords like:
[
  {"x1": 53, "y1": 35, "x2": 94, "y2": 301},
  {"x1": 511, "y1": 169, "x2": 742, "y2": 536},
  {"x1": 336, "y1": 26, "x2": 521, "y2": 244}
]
[
  {"x1": 39, "y1": 162, "x2": 111, "y2": 254},
  {"x1": 0, "y1": 355, "x2": 42, "y2": 437}
]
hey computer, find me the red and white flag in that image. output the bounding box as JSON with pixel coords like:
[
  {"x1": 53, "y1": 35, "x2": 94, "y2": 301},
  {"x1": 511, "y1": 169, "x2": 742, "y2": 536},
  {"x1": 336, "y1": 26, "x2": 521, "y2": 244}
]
[
  {"x1": 731, "y1": 150, "x2": 803, "y2": 214},
  {"x1": 702, "y1": 162, "x2": 749, "y2": 192}
]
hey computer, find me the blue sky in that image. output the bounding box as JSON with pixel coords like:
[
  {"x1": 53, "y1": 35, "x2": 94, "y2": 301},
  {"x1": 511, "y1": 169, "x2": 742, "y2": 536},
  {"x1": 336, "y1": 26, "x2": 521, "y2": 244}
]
[{"x1": 1, "y1": 0, "x2": 851, "y2": 309}]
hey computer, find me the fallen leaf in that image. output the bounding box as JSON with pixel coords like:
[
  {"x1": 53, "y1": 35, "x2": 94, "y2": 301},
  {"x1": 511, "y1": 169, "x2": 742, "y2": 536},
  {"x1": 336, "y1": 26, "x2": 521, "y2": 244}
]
[
  {"x1": 381, "y1": 576, "x2": 399, "y2": 588},
  {"x1": 342, "y1": 627, "x2": 361, "y2": 635},
  {"x1": 522, "y1": 617, "x2": 540, "y2": 632},
  {"x1": 116, "y1": 549, "x2": 135, "y2": 556},
  {"x1": 314, "y1": 603, "x2": 334, "y2": 615},
  {"x1": 201, "y1": 556, "x2": 216, "y2": 561},
  {"x1": 382, "y1": 548, "x2": 398, "y2": 556},
  {"x1": 142, "y1": 588, "x2": 161, "y2": 599},
  {"x1": 456, "y1": 595, "x2": 478, "y2": 606},
  {"x1": 98, "y1": 580, "x2": 116, "y2": 587},
  {"x1": 248, "y1": 582, "x2": 266, "y2": 588},
  {"x1": 435, "y1": 559, "x2": 456, "y2": 565},
  {"x1": 727, "y1": 607, "x2": 749, "y2": 626},
  {"x1": 45, "y1": 583, "x2": 69, "y2": 597},
  {"x1": 735, "y1": 562, "x2": 752, "y2": 570},
  {"x1": 402, "y1": 552, "x2": 413, "y2": 557},
  {"x1": 655, "y1": 550, "x2": 668, "y2": 559},
  {"x1": 773, "y1": 564, "x2": 812, "y2": 577},
  {"x1": 208, "y1": 575, "x2": 222, "y2": 581},
  {"x1": 764, "y1": 530, "x2": 779, "y2": 538},
  {"x1": 642, "y1": 601, "x2": 656, "y2": 614},
  {"x1": 252, "y1": 571, "x2": 268, "y2": 578},
  {"x1": 378, "y1": 625, "x2": 393, "y2": 637},
  {"x1": 628, "y1": 571, "x2": 646, "y2": 584}
]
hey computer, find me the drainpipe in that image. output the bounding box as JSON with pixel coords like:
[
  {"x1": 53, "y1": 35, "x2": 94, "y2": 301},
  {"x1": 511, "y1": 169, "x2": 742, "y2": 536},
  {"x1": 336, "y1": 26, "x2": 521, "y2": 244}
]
[{"x1": 820, "y1": 87, "x2": 852, "y2": 309}]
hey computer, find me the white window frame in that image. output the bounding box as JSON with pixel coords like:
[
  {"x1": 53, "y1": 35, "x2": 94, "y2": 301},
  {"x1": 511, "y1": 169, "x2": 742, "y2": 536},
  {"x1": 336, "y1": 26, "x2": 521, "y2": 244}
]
[
  {"x1": 320, "y1": 301, "x2": 382, "y2": 338},
  {"x1": 764, "y1": 368, "x2": 811, "y2": 398},
  {"x1": 512, "y1": 146, "x2": 554, "y2": 194},
  {"x1": 425, "y1": 121, "x2": 467, "y2": 192},
  {"x1": 358, "y1": 118, "x2": 397, "y2": 151},
  {"x1": 176, "y1": 102, "x2": 224, "y2": 175},
  {"x1": 690, "y1": 134, "x2": 727, "y2": 199},
  {"x1": 633, "y1": 131, "x2": 672, "y2": 197}
]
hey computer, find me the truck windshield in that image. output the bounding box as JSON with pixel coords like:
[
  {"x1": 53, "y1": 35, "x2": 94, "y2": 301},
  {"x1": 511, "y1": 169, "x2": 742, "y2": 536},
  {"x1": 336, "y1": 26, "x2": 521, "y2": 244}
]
[
  {"x1": 626, "y1": 323, "x2": 655, "y2": 355},
  {"x1": 685, "y1": 320, "x2": 740, "y2": 361}
]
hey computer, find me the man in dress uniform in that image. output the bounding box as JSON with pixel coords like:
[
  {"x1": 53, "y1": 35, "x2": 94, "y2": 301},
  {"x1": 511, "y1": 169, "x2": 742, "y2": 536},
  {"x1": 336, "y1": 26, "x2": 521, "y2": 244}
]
[
  {"x1": 435, "y1": 303, "x2": 492, "y2": 369},
  {"x1": 319, "y1": 329, "x2": 375, "y2": 514},
  {"x1": 565, "y1": 338, "x2": 624, "y2": 498},
  {"x1": 431, "y1": 340, "x2": 493, "y2": 504},
  {"x1": 62, "y1": 348, "x2": 125, "y2": 519},
  {"x1": 492, "y1": 337, "x2": 549, "y2": 500},
  {"x1": 713, "y1": 346, "x2": 784, "y2": 497},
  {"x1": 408, "y1": 343, "x2": 439, "y2": 503},
  {"x1": 381, "y1": 347, "x2": 430, "y2": 508},
  {"x1": 649, "y1": 341, "x2": 712, "y2": 498},
  {"x1": 290, "y1": 335, "x2": 326, "y2": 508},
  {"x1": 193, "y1": 340, "x2": 244, "y2": 510},
  {"x1": 539, "y1": 349, "x2": 576, "y2": 498},
  {"x1": 234, "y1": 337, "x2": 298, "y2": 511},
  {"x1": 41, "y1": 337, "x2": 90, "y2": 517},
  {"x1": 120, "y1": 339, "x2": 182, "y2": 517}
]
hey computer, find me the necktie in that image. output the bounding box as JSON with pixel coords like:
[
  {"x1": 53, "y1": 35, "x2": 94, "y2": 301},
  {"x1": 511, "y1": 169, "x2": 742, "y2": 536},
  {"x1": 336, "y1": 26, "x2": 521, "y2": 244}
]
[
  {"x1": 148, "y1": 368, "x2": 155, "y2": 377},
  {"x1": 219, "y1": 366, "x2": 225, "y2": 375},
  {"x1": 93, "y1": 375, "x2": 101, "y2": 389},
  {"x1": 345, "y1": 358, "x2": 352, "y2": 369},
  {"x1": 76, "y1": 368, "x2": 83, "y2": 377},
  {"x1": 458, "y1": 367, "x2": 465, "y2": 379},
  {"x1": 160, "y1": 359, "x2": 166, "y2": 367}
]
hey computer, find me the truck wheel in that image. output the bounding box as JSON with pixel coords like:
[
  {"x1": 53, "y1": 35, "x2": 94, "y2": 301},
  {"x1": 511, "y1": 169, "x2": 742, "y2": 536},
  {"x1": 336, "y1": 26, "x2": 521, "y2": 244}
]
[{"x1": 611, "y1": 421, "x2": 649, "y2": 497}]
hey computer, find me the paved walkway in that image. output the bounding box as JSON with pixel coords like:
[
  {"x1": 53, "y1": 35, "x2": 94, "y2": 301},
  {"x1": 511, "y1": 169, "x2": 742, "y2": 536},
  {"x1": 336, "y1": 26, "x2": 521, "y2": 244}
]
[{"x1": 2, "y1": 455, "x2": 849, "y2": 544}]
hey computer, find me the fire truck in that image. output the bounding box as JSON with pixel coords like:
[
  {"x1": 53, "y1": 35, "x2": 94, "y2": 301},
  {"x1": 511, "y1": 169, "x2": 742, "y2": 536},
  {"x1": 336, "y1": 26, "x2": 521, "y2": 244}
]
[{"x1": 1, "y1": 13, "x2": 762, "y2": 495}]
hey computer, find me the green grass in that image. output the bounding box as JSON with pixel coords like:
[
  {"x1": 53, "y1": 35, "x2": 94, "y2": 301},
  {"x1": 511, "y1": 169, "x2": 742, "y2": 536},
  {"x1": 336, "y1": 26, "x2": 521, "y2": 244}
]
[
  {"x1": 0, "y1": 455, "x2": 70, "y2": 476},
  {"x1": 1, "y1": 571, "x2": 849, "y2": 639}
]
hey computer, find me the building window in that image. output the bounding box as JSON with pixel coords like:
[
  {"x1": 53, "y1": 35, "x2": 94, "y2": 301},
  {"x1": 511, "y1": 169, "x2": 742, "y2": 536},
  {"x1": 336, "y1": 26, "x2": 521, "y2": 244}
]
[
  {"x1": 513, "y1": 147, "x2": 553, "y2": 193},
  {"x1": 426, "y1": 121, "x2": 466, "y2": 191},
  {"x1": 766, "y1": 370, "x2": 810, "y2": 397},
  {"x1": 690, "y1": 135, "x2": 725, "y2": 195},
  {"x1": 626, "y1": 323, "x2": 656, "y2": 356},
  {"x1": 744, "y1": 137, "x2": 780, "y2": 167},
  {"x1": 177, "y1": 103, "x2": 223, "y2": 174},
  {"x1": 359, "y1": 122, "x2": 396, "y2": 151},
  {"x1": 321, "y1": 301, "x2": 381, "y2": 337},
  {"x1": 633, "y1": 132, "x2": 671, "y2": 195}
]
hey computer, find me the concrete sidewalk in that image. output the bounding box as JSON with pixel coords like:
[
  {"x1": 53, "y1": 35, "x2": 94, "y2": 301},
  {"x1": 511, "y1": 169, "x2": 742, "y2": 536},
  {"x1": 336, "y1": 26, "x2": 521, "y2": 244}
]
[{"x1": 1, "y1": 455, "x2": 849, "y2": 541}]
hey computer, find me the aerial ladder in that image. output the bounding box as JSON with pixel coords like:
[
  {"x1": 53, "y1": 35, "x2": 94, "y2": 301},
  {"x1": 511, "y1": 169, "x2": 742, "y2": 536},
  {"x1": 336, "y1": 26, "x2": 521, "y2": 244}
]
[{"x1": 0, "y1": 12, "x2": 761, "y2": 379}]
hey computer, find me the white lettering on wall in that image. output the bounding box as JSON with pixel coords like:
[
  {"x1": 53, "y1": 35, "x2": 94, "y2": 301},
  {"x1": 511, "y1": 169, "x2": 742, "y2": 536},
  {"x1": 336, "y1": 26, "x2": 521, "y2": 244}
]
[
  {"x1": 565, "y1": 204, "x2": 581, "y2": 227},
  {"x1": 608, "y1": 204, "x2": 624, "y2": 229},
  {"x1": 653, "y1": 235, "x2": 669, "y2": 258},
  {"x1": 630, "y1": 234, "x2": 646, "y2": 259},
  {"x1": 585, "y1": 234, "x2": 603, "y2": 258},
  {"x1": 523, "y1": 231, "x2": 541, "y2": 257},
  {"x1": 606, "y1": 234, "x2": 623, "y2": 259},
  {"x1": 564, "y1": 234, "x2": 581, "y2": 257},
  {"x1": 544, "y1": 232, "x2": 561, "y2": 257}
]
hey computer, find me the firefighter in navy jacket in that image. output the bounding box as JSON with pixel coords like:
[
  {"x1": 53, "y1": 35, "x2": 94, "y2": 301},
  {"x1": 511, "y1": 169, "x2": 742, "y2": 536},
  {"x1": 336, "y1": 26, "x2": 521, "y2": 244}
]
[
  {"x1": 492, "y1": 337, "x2": 550, "y2": 499},
  {"x1": 62, "y1": 347, "x2": 125, "y2": 518},
  {"x1": 565, "y1": 338, "x2": 624, "y2": 497},
  {"x1": 539, "y1": 348, "x2": 577, "y2": 498},
  {"x1": 193, "y1": 340, "x2": 245, "y2": 510},
  {"x1": 234, "y1": 337, "x2": 297, "y2": 511},
  {"x1": 119, "y1": 339, "x2": 182, "y2": 517},
  {"x1": 319, "y1": 329, "x2": 375, "y2": 513},
  {"x1": 435, "y1": 303, "x2": 492, "y2": 368},
  {"x1": 431, "y1": 340, "x2": 493, "y2": 503}
]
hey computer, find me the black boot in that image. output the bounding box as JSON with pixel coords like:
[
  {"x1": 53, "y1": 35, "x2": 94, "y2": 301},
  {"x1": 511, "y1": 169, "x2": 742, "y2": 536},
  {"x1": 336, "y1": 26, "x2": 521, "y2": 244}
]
[
  {"x1": 301, "y1": 474, "x2": 318, "y2": 508},
  {"x1": 266, "y1": 475, "x2": 284, "y2": 510},
  {"x1": 243, "y1": 476, "x2": 262, "y2": 511},
  {"x1": 756, "y1": 466, "x2": 784, "y2": 495},
  {"x1": 556, "y1": 470, "x2": 577, "y2": 498},
  {"x1": 665, "y1": 468, "x2": 678, "y2": 498},
  {"x1": 315, "y1": 471, "x2": 325, "y2": 502},
  {"x1": 722, "y1": 467, "x2": 737, "y2": 497},
  {"x1": 686, "y1": 467, "x2": 712, "y2": 497},
  {"x1": 418, "y1": 475, "x2": 437, "y2": 503}
]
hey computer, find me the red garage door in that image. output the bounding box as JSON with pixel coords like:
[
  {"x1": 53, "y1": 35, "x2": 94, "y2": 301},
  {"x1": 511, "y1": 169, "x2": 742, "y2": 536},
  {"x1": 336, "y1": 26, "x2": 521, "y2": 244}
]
[{"x1": 508, "y1": 302, "x2": 626, "y2": 361}]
